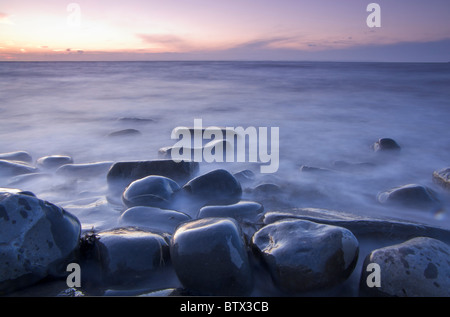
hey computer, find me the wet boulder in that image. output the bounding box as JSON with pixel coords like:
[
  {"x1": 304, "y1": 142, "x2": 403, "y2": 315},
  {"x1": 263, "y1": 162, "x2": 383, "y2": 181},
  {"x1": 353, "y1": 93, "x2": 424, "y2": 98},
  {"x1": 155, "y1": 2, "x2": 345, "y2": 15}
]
[
  {"x1": 181, "y1": 169, "x2": 242, "y2": 207},
  {"x1": 0, "y1": 160, "x2": 38, "y2": 177},
  {"x1": 122, "y1": 175, "x2": 181, "y2": 209},
  {"x1": 36, "y1": 155, "x2": 74, "y2": 170},
  {"x1": 0, "y1": 151, "x2": 33, "y2": 164},
  {"x1": 170, "y1": 218, "x2": 253, "y2": 296},
  {"x1": 118, "y1": 206, "x2": 191, "y2": 234},
  {"x1": 198, "y1": 201, "x2": 263, "y2": 223},
  {"x1": 372, "y1": 138, "x2": 401, "y2": 152},
  {"x1": 377, "y1": 184, "x2": 441, "y2": 210},
  {"x1": 359, "y1": 237, "x2": 450, "y2": 297},
  {"x1": 251, "y1": 219, "x2": 359, "y2": 294},
  {"x1": 0, "y1": 189, "x2": 81, "y2": 294},
  {"x1": 56, "y1": 161, "x2": 114, "y2": 178}
]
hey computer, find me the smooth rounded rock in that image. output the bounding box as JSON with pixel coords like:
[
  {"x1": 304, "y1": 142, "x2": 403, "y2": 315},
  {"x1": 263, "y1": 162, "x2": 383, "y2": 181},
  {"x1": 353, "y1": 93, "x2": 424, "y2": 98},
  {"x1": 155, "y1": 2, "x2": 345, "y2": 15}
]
[
  {"x1": 182, "y1": 169, "x2": 242, "y2": 206},
  {"x1": 0, "y1": 160, "x2": 38, "y2": 177},
  {"x1": 122, "y1": 175, "x2": 181, "y2": 209},
  {"x1": 0, "y1": 151, "x2": 33, "y2": 164},
  {"x1": 0, "y1": 189, "x2": 81, "y2": 294},
  {"x1": 170, "y1": 218, "x2": 253, "y2": 296},
  {"x1": 372, "y1": 138, "x2": 401, "y2": 152},
  {"x1": 118, "y1": 206, "x2": 191, "y2": 234},
  {"x1": 36, "y1": 155, "x2": 74, "y2": 170},
  {"x1": 251, "y1": 219, "x2": 359, "y2": 294},
  {"x1": 97, "y1": 227, "x2": 170, "y2": 285},
  {"x1": 359, "y1": 237, "x2": 450, "y2": 297},
  {"x1": 377, "y1": 184, "x2": 440, "y2": 209},
  {"x1": 56, "y1": 161, "x2": 114, "y2": 178},
  {"x1": 198, "y1": 201, "x2": 263, "y2": 223}
]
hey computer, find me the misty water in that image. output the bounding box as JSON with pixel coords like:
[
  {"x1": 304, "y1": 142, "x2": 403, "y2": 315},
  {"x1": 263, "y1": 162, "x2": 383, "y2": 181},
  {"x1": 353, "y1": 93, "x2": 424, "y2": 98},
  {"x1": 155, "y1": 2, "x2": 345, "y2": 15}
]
[{"x1": 0, "y1": 61, "x2": 449, "y2": 233}]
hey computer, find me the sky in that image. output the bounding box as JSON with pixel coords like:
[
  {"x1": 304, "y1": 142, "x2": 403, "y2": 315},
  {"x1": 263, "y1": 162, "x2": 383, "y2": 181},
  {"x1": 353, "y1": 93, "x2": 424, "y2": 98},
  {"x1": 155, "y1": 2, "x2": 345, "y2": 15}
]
[{"x1": 0, "y1": 0, "x2": 449, "y2": 62}]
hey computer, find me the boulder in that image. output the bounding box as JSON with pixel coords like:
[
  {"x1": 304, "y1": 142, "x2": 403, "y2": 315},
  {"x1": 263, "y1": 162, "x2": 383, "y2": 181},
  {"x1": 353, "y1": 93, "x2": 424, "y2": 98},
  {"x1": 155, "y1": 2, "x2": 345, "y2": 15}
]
[
  {"x1": 0, "y1": 189, "x2": 81, "y2": 294},
  {"x1": 0, "y1": 160, "x2": 38, "y2": 177},
  {"x1": 181, "y1": 169, "x2": 242, "y2": 206},
  {"x1": 198, "y1": 201, "x2": 263, "y2": 223},
  {"x1": 372, "y1": 138, "x2": 401, "y2": 152},
  {"x1": 251, "y1": 219, "x2": 359, "y2": 294},
  {"x1": 170, "y1": 218, "x2": 253, "y2": 296},
  {"x1": 359, "y1": 237, "x2": 450, "y2": 297},
  {"x1": 122, "y1": 175, "x2": 181, "y2": 209},
  {"x1": 377, "y1": 184, "x2": 441, "y2": 210},
  {"x1": 432, "y1": 167, "x2": 450, "y2": 191},
  {"x1": 118, "y1": 206, "x2": 191, "y2": 234},
  {"x1": 56, "y1": 161, "x2": 114, "y2": 178},
  {"x1": 107, "y1": 129, "x2": 141, "y2": 137},
  {"x1": 36, "y1": 155, "x2": 74, "y2": 170},
  {"x1": 0, "y1": 151, "x2": 33, "y2": 164}
]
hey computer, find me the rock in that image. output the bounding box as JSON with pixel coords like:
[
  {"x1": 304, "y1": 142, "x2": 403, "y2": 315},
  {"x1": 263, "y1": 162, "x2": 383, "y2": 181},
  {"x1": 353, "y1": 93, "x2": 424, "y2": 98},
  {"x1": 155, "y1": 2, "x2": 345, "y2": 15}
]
[
  {"x1": 372, "y1": 138, "x2": 401, "y2": 152},
  {"x1": 181, "y1": 169, "x2": 242, "y2": 206},
  {"x1": 198, "y1": 201, "x2": 263, "y2": 223},
  {"x1": 117, "y1": 117, "x2": 156, "y2": 123},
  {"x1": 118, "y1": 206, "x2": 191, "y2": 234},
  {"x1": 96, "y1": 227, "x2": 170, "y2": 286},
  {"x1": 377, "y1": 184, "x2": 441, "y2": 210},
  {"x1": 36, "y1": 155, "x2": 74, "y2": 170},
  {"x1": 57, "y1": 288, "x2": 85, "y2": 297},
  {"x1": 56, "y1": 162, "x2": 114, "y2": 178},
  {"x1": 0, "y1": 189, "x2": 81, "y2": 294},
  {"x1": 299, "y1": 165, "x2": 335, "y2": 173},
  {"x1": 122, "y1": 175, "x2": 181, "y2": 209},
  {"x1": 359, "y1": 237, "x2": 450, "y2": 297},
  {"x1": 432, "y1": 167, "x2": 450, "y2": 191},
  {"x1": 233, "y1": 169, "x2": 256, "y2": 186},
  {"x1": 251, "y1": 219, "x2": 359, "y2": 294},
  {"x1": 170, "y1": 218, "x2": 253, "y2": 296},
  {"x1": 108, "y1": 129, "x2": 142, "y2": 137},
  {"x1": 262, "y1": 208, "x2": 450, "y2": 244},
  {"x1": 159, "y1": 139, "x2": 232, "y2": 161},
  {"x1": 0, "y1": 160, "x2": 38, "y2": 177},
  {"x1": 0, "y1": 151, "x2": 33, "y2": 164},
  {"x1": 107, "y1": 160, "x2": 199, "y2": 194}
]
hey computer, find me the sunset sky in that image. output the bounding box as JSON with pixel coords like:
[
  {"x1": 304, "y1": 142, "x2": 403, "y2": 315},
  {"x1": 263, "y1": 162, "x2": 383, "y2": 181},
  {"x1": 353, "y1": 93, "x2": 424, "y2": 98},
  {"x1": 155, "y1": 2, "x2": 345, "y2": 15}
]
[{"x1": 1, "y1": 0, "x2": 449, "y2": 61}]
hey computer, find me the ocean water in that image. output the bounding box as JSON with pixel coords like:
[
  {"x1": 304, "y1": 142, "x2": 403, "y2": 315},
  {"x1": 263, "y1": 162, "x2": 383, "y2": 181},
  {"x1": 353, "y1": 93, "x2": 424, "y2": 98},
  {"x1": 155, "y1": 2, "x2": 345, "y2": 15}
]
[{"x1": 0, "y1": 61, "x2": 449, "y2": 232}]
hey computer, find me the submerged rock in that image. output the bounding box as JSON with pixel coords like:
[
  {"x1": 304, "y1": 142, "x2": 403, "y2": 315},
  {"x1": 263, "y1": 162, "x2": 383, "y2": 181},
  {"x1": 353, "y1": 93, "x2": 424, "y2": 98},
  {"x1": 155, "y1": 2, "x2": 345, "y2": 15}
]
[
  {"x1": 181, "y1": 169, "x2": 242, "y2": 207},
  {"x1": 372, "y1": 138, "x2": 401, "y2": 152},
  {"x1": 198, "y1": 201, "x2": 263, "y2": 223},
  {"x1": 56, "y1": 162, "x2": 114, "y2": 178},
  {"x1": 0, "y1": 189, "x2": 81, "y2": 294},
  {"x1": 0, "y1": 151, "x2": 33, "y2": 164},
  {"x1": 432, "y1": 167, "x2": 450, "y2": 191},
  {"x1": 251, "y1": 219, "x2": 359, "y2": 294},
  {"x1": 0, "y1": 160, "x2": 38, "y2": 177},
  {"x1": 108, "y1": 129, "x2": 142, "y2": 137},
  {"x1": 377, "y1": 184, "x2": 441, "y2": 210},
  {"x1": 118, "y1": 206, "x2": 191, "y2": 234},
  {"x1": 170, "y1": 218, "x2": 253, "y2": 296},
  {"x1": 97, "y1": 227, "x2": 170, "y2": 286},
  {"x1": 359, "y1": 237, "x2": 450, "y2": 297},
  {"x1": 36, "y1": 155, "x2": 74, "y2": 170},
  {"x1": 122, "y1": 175, "x2": 181, "y2": 209},
  {"x1": 107, "y1": 160, "x2": 199, "y2": 194}
]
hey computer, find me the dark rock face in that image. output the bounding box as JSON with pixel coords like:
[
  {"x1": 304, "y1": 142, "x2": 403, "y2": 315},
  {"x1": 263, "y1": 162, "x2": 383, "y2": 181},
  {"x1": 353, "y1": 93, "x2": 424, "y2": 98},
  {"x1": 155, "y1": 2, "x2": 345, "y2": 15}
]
[
  {"x1": 372, "y1": 138, "x2": 401, "y2": 152},
  {"x1": 122, "y1": 175, "x2": 181, "y2": 209},
  {"x1": 377, "y1": 184, "x2": 441, "y2": 210},
  {"x1": 181, "y1": 169, "x2": 242, "y2": 206},
  {"x1": 433, "y1": 167, "x2": 450, "y2": 191},
  {"x1": 0, "y1": 189, "x2": 81, "y2": 294},
  {"x1": 170, "y1": 218, "x2": 253, "y2": 296},
  {"x1": 118, "y1": 206, "x2": 191, "y2": 234},
  {"x1": 359, "y1": 237, "x2": 450, "y2": 297},
  {"x1": 107, "y1": 160, "x2": 199, "y2": 194},
  {"x1": 97, "y1": 227, "x2": 170, "y2": 286},
  {"x1": 251, "y1": 219, "x2": 359, "y2": 294}
]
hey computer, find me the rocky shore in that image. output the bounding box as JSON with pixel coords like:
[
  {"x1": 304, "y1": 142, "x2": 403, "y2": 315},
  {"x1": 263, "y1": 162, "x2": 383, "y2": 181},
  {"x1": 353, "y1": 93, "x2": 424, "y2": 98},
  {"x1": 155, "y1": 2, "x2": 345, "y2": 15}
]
[{"x1": 1, "y1": 137, "x2": 449, "y2": 297}]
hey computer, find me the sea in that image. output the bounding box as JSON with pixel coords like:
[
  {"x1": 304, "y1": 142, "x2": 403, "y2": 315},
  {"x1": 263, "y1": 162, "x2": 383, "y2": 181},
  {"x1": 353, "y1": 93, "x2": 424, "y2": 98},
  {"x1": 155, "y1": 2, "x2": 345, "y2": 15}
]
[{"x1": 0, "y1": 61, "x2": 449, "y2": 232}]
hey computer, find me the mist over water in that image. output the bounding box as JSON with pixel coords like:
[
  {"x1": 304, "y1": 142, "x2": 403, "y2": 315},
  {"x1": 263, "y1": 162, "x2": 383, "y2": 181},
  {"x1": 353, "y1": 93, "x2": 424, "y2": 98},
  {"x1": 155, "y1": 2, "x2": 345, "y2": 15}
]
[{"x1": 0, "y1": 61, "x2": 449, "y2": 230}]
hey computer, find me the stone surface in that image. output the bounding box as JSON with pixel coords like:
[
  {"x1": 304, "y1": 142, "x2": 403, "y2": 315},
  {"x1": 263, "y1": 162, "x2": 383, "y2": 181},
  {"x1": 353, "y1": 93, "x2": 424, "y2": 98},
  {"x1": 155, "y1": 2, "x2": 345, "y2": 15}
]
[
  {"x1": 118, "y1": 206, "x2": 191, "y2": 234},
  {"x1": 0, "y1": 189, "x2": 81, "y2": 294},
  {"x1": 181, "y1": 169, "x2": 242, "y2": 206},
  {"x1": 377, "y1": 184, "x2": 441, "y2": 210},
  {"x1": 251, "y1": 219, "x2": 359, "y2": 294},
  {"x1": 56, "y1": 161, "x2": 114, "y2": 178},
  {"x1": 198, "y1": 201, "x2": 263, "y2": 223},
  {"x1": 372, "y1": 138, "x2": 401, "y2": 152},
  {"x1": 0, "y1": 160, "x2": 38, "y2": 177},
  {"x1": 432, "y1": 167, "x2": 450, "y2": 191},
  {"x1": 36, "y1": 155, "x2": 73, "y2": 170},
  {"x1": 108, "y1": 129, "x2": 141, "y2": 137},
  {"x1": 170, "y1": 217, "x2": 253, "y2": 296},
  {"x1": 122, "y1": 175, "x2": 181, "y2": 209},
  {"x1": 0, "y1": 151, "x2": 33, "y2": 164},
  {"x1": 97, "y1": 227, "x2": 170, "y2": 286},
  {"x1": 359, "y1": 237, "x2": 450, "y2": 297},
  {"x1": 107, "y1": 160, "x2": 199, "y2": 194}
]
